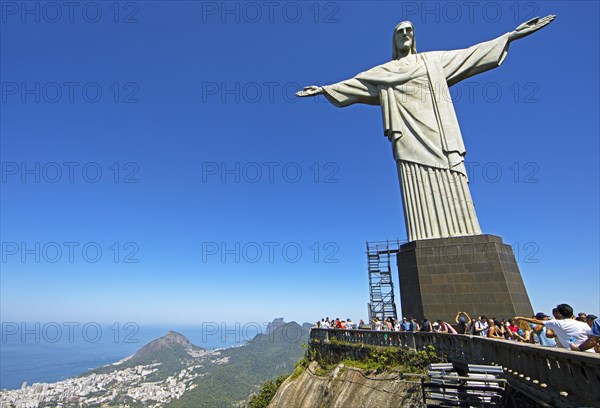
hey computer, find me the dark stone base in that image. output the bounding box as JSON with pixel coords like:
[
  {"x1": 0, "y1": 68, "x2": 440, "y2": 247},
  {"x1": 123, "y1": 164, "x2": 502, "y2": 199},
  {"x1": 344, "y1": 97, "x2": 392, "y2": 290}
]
[{"x1": 397, "y1": 234, "x2": 533, "y2": 323}]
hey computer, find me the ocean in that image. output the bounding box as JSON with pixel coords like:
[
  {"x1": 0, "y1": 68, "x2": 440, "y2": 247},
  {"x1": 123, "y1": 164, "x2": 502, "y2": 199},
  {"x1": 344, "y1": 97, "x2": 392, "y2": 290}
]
[{"x1": 1, "y1": 324, "x2": 262, "y2": 390}]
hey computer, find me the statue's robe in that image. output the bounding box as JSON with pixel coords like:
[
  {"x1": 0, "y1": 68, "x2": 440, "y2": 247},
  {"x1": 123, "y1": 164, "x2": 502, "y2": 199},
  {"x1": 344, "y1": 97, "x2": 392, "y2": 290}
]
[{"x1": 322, "y1": 33, "x2": 510, "y2": 241}]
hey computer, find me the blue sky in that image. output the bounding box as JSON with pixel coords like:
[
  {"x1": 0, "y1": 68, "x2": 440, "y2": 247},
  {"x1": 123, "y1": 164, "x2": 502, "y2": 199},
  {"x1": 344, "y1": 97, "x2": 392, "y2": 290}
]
[{"x1": 1, "y1": 1, "x2": 598, "y2": 327}]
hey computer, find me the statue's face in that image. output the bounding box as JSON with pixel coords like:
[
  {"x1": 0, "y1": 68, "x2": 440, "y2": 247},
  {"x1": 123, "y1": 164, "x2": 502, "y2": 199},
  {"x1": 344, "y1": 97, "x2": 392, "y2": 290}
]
[{"x1": 395, "y1": 22, "x2": 414, "y2": 53}]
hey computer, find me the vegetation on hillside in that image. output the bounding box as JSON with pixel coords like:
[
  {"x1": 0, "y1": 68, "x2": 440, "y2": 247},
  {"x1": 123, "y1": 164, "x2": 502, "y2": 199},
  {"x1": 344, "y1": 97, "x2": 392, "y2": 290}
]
[{"x1": 247, "y1": 374, "x2": 289, "y2": 408}]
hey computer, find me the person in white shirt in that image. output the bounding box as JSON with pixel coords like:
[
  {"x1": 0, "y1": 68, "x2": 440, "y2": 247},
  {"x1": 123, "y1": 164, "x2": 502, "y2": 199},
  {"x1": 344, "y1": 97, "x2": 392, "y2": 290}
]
[
  {"x1": 346, "y1": 318, "x2": 356, "y2": 330},
  {"x1": 474, "y1": 315, "x2": 489, "y2": 337},
  {"x1": 516, "y1": 304, "x2": 593, "y2": 352},
  {"x1": 572, "y1": 317, "x2": 600, "y2": 352}
]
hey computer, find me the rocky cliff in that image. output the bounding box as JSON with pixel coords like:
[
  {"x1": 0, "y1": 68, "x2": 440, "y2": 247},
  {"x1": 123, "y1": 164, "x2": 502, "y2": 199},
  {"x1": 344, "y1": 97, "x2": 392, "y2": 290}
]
[{"x1": 267, "y1": 361, "x2": 424, "y2": 408}]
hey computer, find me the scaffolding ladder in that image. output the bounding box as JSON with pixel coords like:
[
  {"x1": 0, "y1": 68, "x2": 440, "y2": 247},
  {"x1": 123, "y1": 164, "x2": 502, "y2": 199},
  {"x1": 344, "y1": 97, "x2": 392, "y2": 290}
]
[{"x1": 366, "y1": 240, "x2": 403, "y2": 322}]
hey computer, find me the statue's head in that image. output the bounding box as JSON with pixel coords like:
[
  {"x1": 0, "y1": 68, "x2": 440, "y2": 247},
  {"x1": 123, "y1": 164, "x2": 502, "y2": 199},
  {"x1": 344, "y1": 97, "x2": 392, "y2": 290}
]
[{"x1": 392, "y1": 21, "x2": 417, "y2": 59}]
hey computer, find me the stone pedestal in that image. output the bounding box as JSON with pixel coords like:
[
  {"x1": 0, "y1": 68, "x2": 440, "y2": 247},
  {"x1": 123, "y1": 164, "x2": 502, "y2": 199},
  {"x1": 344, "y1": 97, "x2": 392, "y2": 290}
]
[{"x1": 397, "y1": 234, "x2": 533, "y2": 323}]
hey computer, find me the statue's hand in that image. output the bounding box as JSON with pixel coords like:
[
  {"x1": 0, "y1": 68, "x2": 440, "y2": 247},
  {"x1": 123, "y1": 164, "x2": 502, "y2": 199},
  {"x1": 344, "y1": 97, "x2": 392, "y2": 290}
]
[
  {"x1": 510, "y1": 15, "x2": 556, "y2": 41},
  {"x1": 296, "y1": 86, "x2": 323, "y2": 97}
]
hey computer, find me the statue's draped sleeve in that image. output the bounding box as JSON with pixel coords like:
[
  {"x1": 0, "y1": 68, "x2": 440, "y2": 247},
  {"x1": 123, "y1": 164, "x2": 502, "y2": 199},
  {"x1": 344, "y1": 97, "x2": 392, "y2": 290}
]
[
  {"x1": 434, "y1": 32, "x2": 511, "y2": 87},
  {"x1": 321, "y1": 78, "x2": 380, "y2": 107}
]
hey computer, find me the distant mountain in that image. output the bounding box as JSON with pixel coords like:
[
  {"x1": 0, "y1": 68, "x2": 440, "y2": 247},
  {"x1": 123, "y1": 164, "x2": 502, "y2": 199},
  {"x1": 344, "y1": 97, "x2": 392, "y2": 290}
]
[
  {"x1": 266, "y1": 317, "x2": 286, "y2": 334},
  {"x1": 84, "y1": 330, "x2": 207, "y2": 382},
  {"x1": 130, "y1": 330, "x2": 205, "y2": 363}
]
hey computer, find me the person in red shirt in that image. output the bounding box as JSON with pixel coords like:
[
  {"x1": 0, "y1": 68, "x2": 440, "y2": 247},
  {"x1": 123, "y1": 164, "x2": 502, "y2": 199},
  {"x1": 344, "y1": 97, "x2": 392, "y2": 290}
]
[{"x1": 507, "y1": 319, "x2": 526, "y2": 341}]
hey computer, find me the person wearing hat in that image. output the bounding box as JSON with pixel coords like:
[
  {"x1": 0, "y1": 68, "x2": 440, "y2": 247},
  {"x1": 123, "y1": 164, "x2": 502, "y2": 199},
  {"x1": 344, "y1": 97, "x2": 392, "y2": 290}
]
[
  {"x1": 529, "y1": 312, "x2": 557, "y2": 347},
  {"x1": 455, "y1": 311, "x2": 471, "y2": 334}
]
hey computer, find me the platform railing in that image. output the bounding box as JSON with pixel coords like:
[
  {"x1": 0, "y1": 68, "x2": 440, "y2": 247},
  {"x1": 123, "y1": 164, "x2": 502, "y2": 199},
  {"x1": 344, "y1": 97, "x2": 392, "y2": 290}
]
[{"x1": 309, "y1": 328, "x2": 600, "y2": 407}]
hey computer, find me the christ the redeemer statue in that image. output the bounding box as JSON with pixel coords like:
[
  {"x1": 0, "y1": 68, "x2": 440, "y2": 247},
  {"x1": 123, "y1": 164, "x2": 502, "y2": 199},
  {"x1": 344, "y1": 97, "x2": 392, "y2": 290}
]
[{"x1": 298, "y1": 16, "x2": 554, "y2": 242}]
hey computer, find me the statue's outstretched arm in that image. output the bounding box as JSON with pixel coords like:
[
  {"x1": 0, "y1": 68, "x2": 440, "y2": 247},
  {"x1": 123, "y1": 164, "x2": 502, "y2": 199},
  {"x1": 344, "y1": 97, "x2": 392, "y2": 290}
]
[{"x1": 509, "y1": 15, "x2": 556, "y2": 43}]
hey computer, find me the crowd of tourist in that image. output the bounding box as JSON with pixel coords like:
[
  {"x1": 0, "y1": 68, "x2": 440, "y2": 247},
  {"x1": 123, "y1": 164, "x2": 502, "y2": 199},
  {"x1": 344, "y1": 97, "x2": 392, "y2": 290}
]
[{"x1": 314, "y1": 303, "x2": 600, "y2": 353}]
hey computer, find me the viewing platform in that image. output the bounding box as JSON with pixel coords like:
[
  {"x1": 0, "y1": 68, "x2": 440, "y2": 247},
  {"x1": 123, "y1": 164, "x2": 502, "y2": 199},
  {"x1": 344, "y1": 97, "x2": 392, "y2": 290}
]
[{"x1": 309, "y1": 328, "x2": 600, "y2": 408}]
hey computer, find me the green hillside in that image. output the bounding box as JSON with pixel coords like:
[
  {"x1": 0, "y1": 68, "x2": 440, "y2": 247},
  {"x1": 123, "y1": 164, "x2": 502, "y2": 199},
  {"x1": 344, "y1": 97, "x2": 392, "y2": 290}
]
[{"x1": 166, "y1": 322, "x2": 311, "y2": 407}]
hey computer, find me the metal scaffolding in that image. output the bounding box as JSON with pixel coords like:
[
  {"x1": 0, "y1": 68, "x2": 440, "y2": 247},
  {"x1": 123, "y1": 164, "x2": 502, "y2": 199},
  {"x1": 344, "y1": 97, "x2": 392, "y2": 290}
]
[{"x1": 366, "y1": 240, "x2": 404, "y2": 322}]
